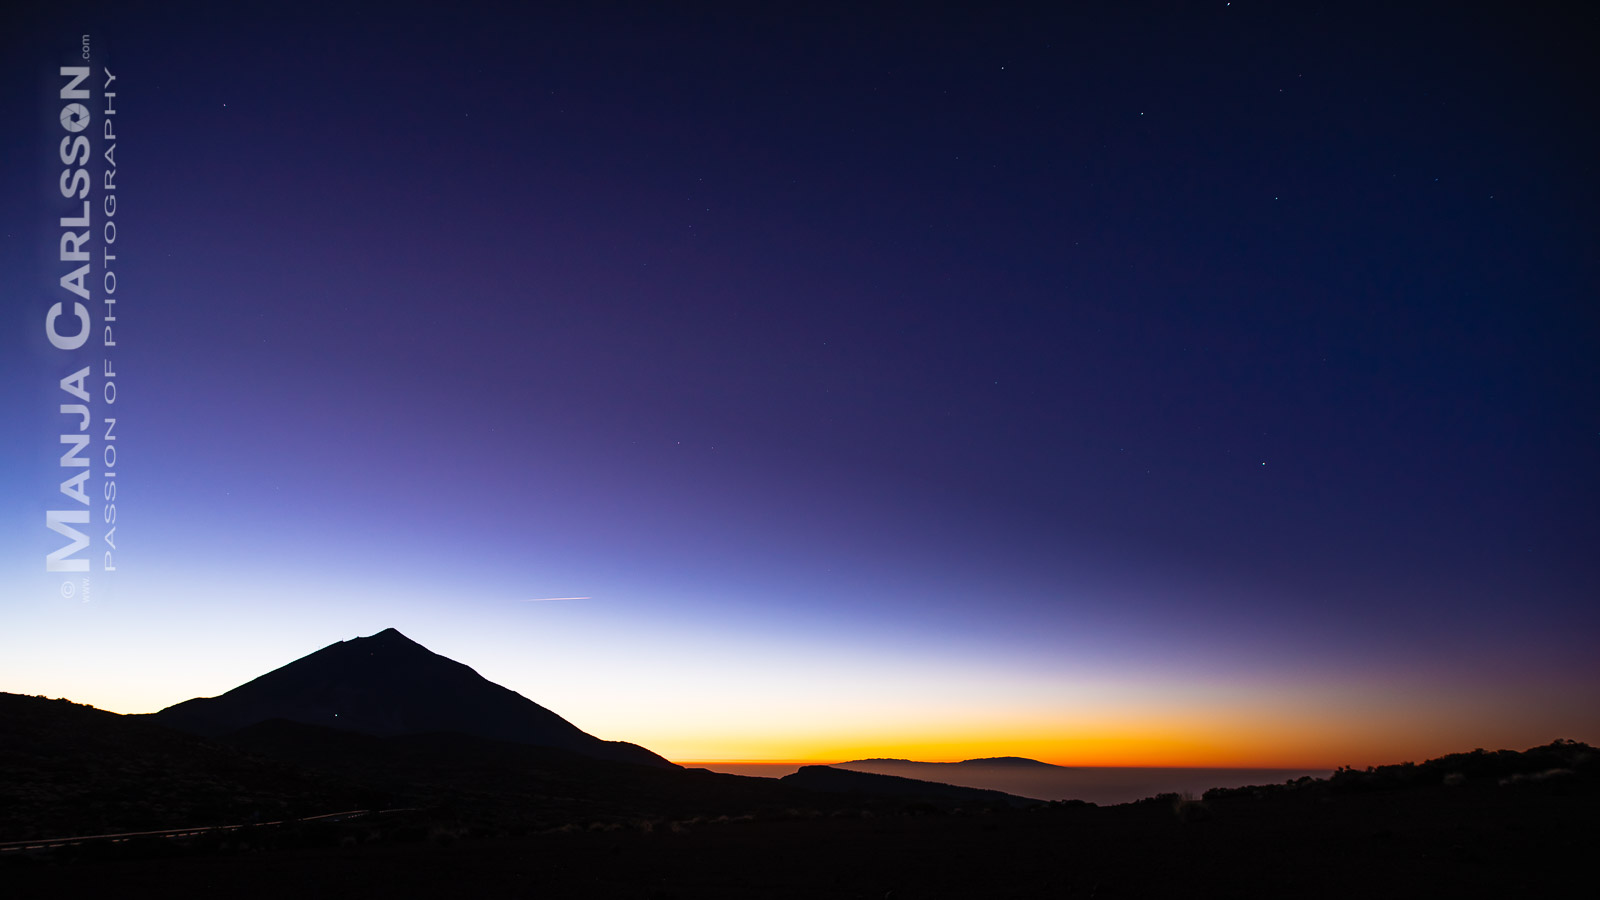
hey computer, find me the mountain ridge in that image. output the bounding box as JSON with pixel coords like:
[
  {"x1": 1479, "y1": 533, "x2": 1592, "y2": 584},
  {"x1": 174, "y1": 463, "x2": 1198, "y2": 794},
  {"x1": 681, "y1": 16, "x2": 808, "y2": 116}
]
[
  {"x1": 782, "y1": 765, "x2": 1041, "y2": 808},
  {"x1": 149, "y1": 628, "x2": 672, "y2": 769},
  {"x1": 837, "y1": 756, "x2": 1066, "y2": 769}
]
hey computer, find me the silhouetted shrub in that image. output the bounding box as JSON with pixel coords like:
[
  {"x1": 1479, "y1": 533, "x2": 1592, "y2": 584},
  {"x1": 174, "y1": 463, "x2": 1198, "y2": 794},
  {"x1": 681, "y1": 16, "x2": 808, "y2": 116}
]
[{"x1": 1172, "y1": 793, "x2": 1211, "y2": 823}]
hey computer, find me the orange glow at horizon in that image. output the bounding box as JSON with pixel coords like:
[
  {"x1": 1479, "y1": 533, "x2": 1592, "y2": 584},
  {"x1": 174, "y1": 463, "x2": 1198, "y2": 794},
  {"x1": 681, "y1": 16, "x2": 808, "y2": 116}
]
[
  {"x1": 16, "y1": 610, "x2": 1590, "y2": 775},
  {"x1": 599, "y1": 654, "x2": 1600, "y2": 771},
  {"x1": 644, "y1": 708, "x2": 1587, "y2": 770}
]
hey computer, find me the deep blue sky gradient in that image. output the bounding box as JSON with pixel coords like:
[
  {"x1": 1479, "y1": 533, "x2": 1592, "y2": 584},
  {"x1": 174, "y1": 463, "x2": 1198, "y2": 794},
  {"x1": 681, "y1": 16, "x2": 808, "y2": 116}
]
[{"x1": 2, "y1": 1, "x2": 1595, "y2": 764}]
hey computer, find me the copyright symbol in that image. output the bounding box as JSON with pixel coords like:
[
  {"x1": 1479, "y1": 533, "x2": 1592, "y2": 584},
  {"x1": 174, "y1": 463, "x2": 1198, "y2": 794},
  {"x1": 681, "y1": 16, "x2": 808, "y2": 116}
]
[{"x1": 61, "y1": 581, "x2": 76, "y2": 598}]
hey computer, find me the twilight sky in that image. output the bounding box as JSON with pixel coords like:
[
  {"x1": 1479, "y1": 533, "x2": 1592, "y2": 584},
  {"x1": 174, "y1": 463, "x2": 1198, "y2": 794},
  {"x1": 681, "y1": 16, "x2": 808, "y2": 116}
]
[{"x1": 2, "y1": 1, "x2": 1595, "y2": 767}]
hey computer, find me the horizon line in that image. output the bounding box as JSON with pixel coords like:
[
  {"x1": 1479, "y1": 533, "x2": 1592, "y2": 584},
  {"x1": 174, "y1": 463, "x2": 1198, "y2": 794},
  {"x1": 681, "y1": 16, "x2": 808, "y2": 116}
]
[{"x1": 671, "y1": 759, "x2": 1334, "y2": 770}]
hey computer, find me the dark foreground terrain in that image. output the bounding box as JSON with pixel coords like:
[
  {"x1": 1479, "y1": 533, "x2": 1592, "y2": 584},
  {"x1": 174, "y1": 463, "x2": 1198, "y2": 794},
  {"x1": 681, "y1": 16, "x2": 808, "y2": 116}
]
[
  {"x1": 3, "y1": 692, "x2": 1594, "y2": 898},
  {"x1": 4, "y1": 769, "x2": 1593, "y2": 899}
]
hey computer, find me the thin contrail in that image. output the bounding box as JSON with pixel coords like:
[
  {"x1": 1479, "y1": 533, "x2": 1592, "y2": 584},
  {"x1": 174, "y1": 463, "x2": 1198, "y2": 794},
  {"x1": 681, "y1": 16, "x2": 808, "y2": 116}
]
[{"x1": 521, "y1": 597, "x2": 591, "y2": 602}]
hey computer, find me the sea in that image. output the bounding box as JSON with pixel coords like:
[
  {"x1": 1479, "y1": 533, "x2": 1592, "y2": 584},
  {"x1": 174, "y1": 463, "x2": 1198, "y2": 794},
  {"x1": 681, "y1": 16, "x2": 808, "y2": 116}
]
[{"x1": 684, "y1": 762, "x2": 1331, "y2": 806}]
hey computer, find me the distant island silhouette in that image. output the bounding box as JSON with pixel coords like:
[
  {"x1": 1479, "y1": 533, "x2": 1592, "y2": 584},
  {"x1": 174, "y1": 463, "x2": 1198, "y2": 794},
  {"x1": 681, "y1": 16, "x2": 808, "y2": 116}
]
[{"x1": 839, "y1": 756, "x2": 1067, "y2": 769}]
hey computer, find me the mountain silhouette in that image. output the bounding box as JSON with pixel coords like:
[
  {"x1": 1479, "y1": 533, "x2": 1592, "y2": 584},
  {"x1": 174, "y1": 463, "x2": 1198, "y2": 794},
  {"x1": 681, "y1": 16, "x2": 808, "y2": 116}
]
[
  {"x1": 150, "y1": 628, "x2": 672, "y2": 768},
  {"x1": 839, "y1": 756, "x2": 1066, "y2": 769},
  {"x1": 831, "y1": 756, "x2": 1076, "y2": 801}
]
